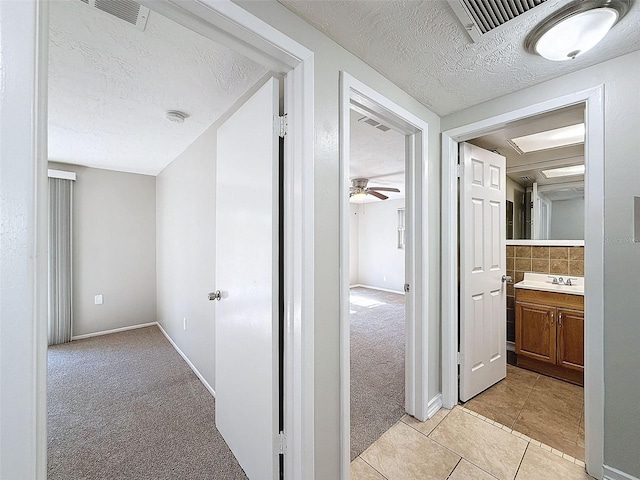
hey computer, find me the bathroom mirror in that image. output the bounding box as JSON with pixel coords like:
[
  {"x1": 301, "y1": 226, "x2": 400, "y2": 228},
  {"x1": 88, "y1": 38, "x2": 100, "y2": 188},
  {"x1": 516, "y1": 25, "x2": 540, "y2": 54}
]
[
  {"x1": 468, "y1": 102, "x2": 586, "y2": 242},
  {"x1": 506, "y1": 179, "x2": 584, "y2": 241}
]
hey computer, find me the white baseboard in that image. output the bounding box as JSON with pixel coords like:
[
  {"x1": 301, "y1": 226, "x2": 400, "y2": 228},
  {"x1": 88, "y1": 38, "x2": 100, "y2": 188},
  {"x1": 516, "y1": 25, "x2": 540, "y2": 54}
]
[
  {"x1": 506, "y1": 341, "x2": 515, "y2": 352},
  {"x1": 350, "y1": 284, "x2": 405, "y2": 295},
  {"x1": 426, "y1": 393, "x2": 443, "y2": 419},
  {"x1": 156, "y1": 323, "x2": 216, "y2": 398},
  {"x1": 71, "y1": 322, "x2": 157, "y2": 341},
  {"x1": 604, "y1": 465, "x2": 639, "y2": 480}
]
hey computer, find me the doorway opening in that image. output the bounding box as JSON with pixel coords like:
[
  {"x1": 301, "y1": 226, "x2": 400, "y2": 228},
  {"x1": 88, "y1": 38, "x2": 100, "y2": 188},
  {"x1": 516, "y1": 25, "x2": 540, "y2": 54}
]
[
  {"x1": 348, "y1": 108, "x2": 407, "y2": 459},
  {"x1": 39, "y1": 1, "x2": 314, "y2": 479},
  {"x1": 460, "y1": 103, "x2": 587, "y2": 462},
  {"x1": 339, "y1": 72, "x2": 431, "y2": 478},
  {"x1": 442, "y1": 87, "x2": 604, "y2": 478}
]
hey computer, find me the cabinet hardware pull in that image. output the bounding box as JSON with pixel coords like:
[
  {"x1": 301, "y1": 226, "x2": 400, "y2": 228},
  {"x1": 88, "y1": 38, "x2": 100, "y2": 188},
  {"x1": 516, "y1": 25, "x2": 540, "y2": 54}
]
[
  {"x1": 558, "y1": 313, "x2": 563, "y2": 327},
  {"x1": 550, "y1": 311, "x2": 554, "y2": 325}
]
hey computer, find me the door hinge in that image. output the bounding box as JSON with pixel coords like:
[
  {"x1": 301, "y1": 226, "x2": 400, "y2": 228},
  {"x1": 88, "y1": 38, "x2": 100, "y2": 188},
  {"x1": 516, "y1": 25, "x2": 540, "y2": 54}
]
[
  {"x1": 276, "y1": 114, "x2": 288, "y2": 138},
  {"x1": 457, "y1": 352, "x2": 464, "y2": 365},
  {"x1": 278, "y1": 431, "x2": 286, "y2": 455},
  {"x1": 404, "y1": 283, "x2": 410, "y2": 293},
  {"x1": 456, "y1": 164, "x2": 463, "y2": 178}
]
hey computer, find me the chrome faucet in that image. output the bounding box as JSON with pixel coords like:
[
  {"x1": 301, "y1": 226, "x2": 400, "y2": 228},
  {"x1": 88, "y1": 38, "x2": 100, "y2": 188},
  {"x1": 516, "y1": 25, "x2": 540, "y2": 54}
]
[{"x1": 548, "y1": 276, "x2": 577, "y2": 286}]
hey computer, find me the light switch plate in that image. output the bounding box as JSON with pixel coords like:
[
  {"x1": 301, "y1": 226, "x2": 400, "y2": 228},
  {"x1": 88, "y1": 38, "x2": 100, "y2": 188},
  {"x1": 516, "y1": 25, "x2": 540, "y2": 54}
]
[{"x1": 94, "y1": 294, "x2": 103, "y2": 305}]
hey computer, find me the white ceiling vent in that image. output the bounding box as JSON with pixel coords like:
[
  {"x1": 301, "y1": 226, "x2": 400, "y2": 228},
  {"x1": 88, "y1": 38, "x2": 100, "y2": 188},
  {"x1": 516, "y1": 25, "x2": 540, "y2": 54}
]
[
  {"x1": 79, "y1": 0, "x2": 149, "y2": 31},
  {"x1": 359, "y1": 116, "x2": 391, "y2": 132},
  {"x1": 448, "y1": 0, "x2": 547, "y2": 42}
]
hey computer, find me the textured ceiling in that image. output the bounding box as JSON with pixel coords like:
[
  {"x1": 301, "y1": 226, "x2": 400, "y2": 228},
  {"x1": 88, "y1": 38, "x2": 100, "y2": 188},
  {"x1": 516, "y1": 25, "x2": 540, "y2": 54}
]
[
  {"x1": 48, "y1": 1, "x2": 268, "y2": 175},
  {"x1": 278, "y1": 0, "x2": 640, "y2": 116},
  {"x1": 350, "y1": 110, "x2": 405, "y2": 203}
]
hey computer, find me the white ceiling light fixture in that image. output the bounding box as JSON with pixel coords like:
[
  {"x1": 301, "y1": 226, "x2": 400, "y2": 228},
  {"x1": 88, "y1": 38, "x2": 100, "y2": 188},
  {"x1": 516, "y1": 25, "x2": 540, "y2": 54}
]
[
  {"x1": 524, "y1": 0, "x2": 630, "y2": 61},
  {"x1": 541, "y1": 164, "x2": 586, "y2": 178},
  {"x1": 165, "y1": 110, "x2": 188, "y2": 124},
  {"x1": 509, "y1": 123, "x2": 585, "y2": 153}
]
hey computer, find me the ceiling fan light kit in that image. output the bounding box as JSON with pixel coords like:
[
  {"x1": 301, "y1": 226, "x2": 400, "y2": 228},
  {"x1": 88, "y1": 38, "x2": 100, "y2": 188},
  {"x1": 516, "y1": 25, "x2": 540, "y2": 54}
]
[
  {"x1": 524, "y1": 0, "x2": 630, "y2": 61},
  {"x1": 349, "y1": 178, "x2": 400, "y2": 202}
]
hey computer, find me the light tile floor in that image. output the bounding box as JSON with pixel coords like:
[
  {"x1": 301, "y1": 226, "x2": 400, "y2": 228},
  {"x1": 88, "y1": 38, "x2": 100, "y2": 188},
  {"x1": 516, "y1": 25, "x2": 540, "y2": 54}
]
[
  {"x1": 463, "y1": 365, "x2": 584, "y2": 461},
  {"x1": 351, "y1": 406, "x2": 594, "y2": 480}
]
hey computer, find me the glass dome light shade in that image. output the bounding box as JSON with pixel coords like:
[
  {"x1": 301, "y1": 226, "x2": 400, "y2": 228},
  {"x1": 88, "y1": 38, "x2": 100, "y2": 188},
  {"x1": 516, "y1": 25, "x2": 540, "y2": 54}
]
[
  {"x1": 350, "y1": 192, "x2": 368, "y2": 203},
  {"x1": 535, "y1": 8, "x2": 618, "y2": 61}
]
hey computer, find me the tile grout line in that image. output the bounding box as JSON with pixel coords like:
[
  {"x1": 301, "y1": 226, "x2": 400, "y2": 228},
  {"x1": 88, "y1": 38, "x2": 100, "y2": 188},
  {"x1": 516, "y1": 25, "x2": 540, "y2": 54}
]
[
  {"x1": 513, "y1": 373, "x2": 539, "y2": 428},
  {"x1": 514, "y1": 376, "x2": 585, "y2": 465},
  {"x1": 457, "y1": 406, "x2": 586, "y2": 468},
  {"x1": 513, "y1": 442, "x2": 530, "y2": 479},
  {"x1": 445, "y1": 458, "x2": 462, "y2": 480},
  {"x1": 359, "y1": 455, "x2": 390, "y2": 480},
  {"x1": 425, "y1": 412, "x2": 500, "y2": 480},
  {"x1": 396, "y1": 414, "x2": 498, "y2": 480},
  {"x1": 400, "y1": 413, "x2": 448, "y2": 439}
]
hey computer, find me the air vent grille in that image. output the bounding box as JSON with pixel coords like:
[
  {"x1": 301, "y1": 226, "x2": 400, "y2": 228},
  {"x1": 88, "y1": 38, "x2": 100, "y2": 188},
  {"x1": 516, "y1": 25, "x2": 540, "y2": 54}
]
[
  {"x1": 449, "y1": 0, "x2": 547, "y2": 42},
  {"x1": 79, "y1": 0, "x2": 149, "y2": 31},
  {"x1": 520, "y1": 175, "x2": 535, "y2": 183},
  {"x1": 359, "y1": 116, "x2": 391, "y2": 132}
]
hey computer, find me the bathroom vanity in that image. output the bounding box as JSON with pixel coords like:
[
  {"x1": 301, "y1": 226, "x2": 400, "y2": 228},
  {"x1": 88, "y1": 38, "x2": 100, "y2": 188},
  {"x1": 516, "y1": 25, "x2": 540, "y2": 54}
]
[{"x1": 515, "y1": 273, "x2": 584, "y2": 386}]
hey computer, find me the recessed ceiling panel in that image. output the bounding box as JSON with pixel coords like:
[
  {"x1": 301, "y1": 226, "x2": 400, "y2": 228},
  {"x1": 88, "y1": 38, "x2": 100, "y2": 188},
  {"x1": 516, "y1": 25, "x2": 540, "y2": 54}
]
[
  {"x1": 541, "y1": 164, "x2": 586, "y2": 178},
  {"x1": 510, "y1": 123, "x2": 585, "y2": 153}
]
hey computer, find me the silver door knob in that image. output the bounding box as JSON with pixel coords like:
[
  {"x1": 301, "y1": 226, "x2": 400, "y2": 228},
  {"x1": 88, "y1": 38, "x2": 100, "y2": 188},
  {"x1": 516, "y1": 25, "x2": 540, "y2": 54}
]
[
  {"x1": 208, "y1": 290, "x2": 222, "y2": 301},
  {"x1": 501, "y1": 275, "x2": 513, "y2": 284}
]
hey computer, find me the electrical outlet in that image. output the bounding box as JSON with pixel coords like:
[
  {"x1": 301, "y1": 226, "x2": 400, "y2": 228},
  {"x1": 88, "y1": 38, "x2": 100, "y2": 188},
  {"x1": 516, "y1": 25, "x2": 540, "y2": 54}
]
[
  {"x1": 94, "y1": 294, "x2": 103, "y2": 305},
  {"x1": 383, "y1": 276, "x2": 387, "y2": 282},
  {"x1": 183, "y1": 317, "x2": 187, "y2": 331}
]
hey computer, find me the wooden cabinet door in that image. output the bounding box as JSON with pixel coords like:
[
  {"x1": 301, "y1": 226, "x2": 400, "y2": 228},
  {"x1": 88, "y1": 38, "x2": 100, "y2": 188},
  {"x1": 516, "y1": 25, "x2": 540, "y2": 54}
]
[
  {"x1": 557, "y1": 308, "x2": 584, "y2": 372},
  {"x1": 516, "y1": 302, "x2": 556, "y2": 364}
]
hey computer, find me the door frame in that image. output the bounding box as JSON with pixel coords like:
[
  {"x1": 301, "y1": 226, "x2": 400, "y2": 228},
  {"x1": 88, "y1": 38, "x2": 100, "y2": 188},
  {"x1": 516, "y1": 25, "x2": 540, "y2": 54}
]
[
  {"x1": 27, "y1": 1, "x2": 316, "y2": 478},
  {"x1": 441, "y1": 86, "x2": 604, "y2": 478},
  {"x1": 339, "y1": 72, "x2": 431, "y2": 478}
]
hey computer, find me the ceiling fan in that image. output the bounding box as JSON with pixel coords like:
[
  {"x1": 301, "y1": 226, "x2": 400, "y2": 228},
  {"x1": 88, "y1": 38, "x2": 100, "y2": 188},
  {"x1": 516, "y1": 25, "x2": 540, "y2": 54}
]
[{"x1": 349, "y1": 178, "x2": 400, "y2": 200}]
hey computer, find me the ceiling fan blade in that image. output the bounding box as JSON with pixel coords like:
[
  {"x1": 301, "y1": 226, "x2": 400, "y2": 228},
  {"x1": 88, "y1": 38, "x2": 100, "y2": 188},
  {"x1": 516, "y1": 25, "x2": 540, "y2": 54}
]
[
  {"x1": 367, "y1": 190, "x2": 388, "y2": 200},
  {"x1": 368, "y1": 187, "x2": 400, "y2": 193}
]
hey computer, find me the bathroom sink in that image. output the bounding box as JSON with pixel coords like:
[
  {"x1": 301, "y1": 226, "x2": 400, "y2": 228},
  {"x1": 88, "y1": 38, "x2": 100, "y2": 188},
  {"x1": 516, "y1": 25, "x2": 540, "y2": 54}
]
[{"x1": 514, "y1": 272, "x2": 584, "y2": 296}]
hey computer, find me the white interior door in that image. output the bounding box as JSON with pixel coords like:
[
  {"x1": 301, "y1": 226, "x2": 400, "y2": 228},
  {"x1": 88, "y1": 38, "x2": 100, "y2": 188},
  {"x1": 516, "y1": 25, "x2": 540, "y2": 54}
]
[
  {"x1": 215, "y1": 77, "x2": 280, "y2": 480},
  {"x1": 459, "y1": 142, "x2": 507, "y2": 402}
]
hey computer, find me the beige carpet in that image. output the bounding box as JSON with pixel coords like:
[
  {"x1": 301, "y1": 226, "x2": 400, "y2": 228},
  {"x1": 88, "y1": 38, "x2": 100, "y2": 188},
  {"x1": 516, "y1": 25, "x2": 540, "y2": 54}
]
[
  {"x1": 47, "y1": 326, "x2": 247, "y2": 479},
  {"x1": 350, "y1": 287, "x2": 405, "y2": 460}
]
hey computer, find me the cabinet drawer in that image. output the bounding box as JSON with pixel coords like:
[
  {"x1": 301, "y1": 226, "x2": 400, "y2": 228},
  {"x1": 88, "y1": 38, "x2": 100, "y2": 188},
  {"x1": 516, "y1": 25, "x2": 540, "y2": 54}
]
[{"x1": 515, "y1": 288, "x2": 584, "y2": 310}]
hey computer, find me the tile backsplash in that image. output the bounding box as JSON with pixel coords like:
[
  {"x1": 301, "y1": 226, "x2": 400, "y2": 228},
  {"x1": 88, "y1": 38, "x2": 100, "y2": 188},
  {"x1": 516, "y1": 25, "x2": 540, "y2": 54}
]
[{"x1": 506, "y1": 245, "x2": 584, "y2": 342}]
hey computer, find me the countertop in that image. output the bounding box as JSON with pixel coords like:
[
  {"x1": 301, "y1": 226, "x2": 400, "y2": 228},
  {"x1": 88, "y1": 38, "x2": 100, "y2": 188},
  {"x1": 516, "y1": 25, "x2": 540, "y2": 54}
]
[{"x1": 514, "y1": 272, "x2": 584, "y2": 296}]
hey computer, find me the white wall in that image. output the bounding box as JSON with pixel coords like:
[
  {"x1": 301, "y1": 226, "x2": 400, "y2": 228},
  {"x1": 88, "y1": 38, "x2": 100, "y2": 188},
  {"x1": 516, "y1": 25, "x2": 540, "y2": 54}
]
[
  {"x1": 0, "y1": 2, "x2": 47, "y2": 477},
  {"x1": 156, "y1": 122, "x2": 217, "y2": 389},
  {"x1": 351, "y1": 199, "x2": 405, "y2": 292},
  {"x1": 443, "y1": 49, "x2": 640, "y2": 479},
  {"x1": 549, "y1": 197, "x2": 584, "y2": 240},
  {"x1": 49, "y1": 163, "x2": 157, "y2": 337},
  {"x1": 238, "y1": 3, "x2": 442, "y2": 477}
]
